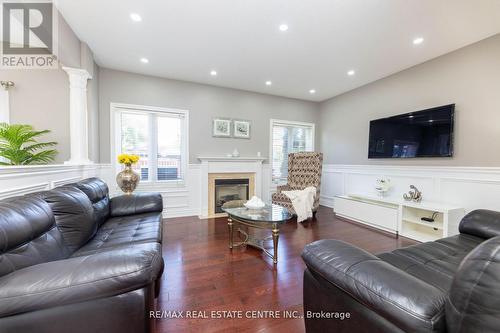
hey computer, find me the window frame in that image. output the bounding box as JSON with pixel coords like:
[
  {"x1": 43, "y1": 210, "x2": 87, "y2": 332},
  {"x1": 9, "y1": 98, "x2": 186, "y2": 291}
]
[
  {"x1": 110, "y1": 103, "x2": 189, "y2": 188},
  {"x1": 269, "y1": 118, "x2": 315, "y2": 184}
]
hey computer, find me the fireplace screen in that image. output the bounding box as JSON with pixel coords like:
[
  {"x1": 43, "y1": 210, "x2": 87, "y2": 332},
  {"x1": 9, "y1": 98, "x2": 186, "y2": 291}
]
[{"x1": 215, "y1": 178, "x2": 250, "y2": 213}]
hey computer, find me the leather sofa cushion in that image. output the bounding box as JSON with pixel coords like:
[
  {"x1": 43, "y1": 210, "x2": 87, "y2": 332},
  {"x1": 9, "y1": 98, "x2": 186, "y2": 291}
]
[
  {"x1": 302, "y1": 239, "x2": 446, "y2": 333},
  {"x1": 72, "y1": 212, "x2": 162, "y2": 257},
  {"x1": 32, "y1": 187, "x2": 97, "y2": 253},
  {"x1": 0, "y1": 197, "x2": 70, "y2": 277},
  {"x1": 0, "y1": 242, "x2": 163, "y2": 317},
  {"x1": 445, "y1": 236, "x2": 500, "y2": 333},
  {"x1": 110, "y1": 193, "x2": 163, "y2": 217},
  {"x1": 459, "y1": 209, "x2": 500, "y2": 239},
  {"x1": 377, "y1": 234, "x2": 483, "y2": 291},
  {"x1": 70, "y1": 178, "x2": 110, "y2": 228}
]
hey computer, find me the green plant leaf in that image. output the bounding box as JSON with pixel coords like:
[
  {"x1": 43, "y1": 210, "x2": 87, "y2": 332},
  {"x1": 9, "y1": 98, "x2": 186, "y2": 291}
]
[{"x1": 0, "y1": 123, "x2": 58, "y2": 165}]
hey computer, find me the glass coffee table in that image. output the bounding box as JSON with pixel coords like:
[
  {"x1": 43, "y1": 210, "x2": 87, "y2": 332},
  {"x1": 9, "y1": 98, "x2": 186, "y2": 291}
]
[{"x1": 222, "y1": 202, "x2": 292, "y2": 264}]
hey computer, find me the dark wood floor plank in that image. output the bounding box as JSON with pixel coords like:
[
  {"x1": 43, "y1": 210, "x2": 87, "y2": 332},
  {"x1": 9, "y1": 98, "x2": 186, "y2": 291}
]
[{"x1": 155, "y1": 206, "x2": 417, "y2": 333}]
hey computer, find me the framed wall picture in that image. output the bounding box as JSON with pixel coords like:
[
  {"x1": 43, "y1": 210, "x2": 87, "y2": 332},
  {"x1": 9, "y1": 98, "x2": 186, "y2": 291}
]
[
  {"x1": 212, "y1": 118, "x2": 232, "y2": 137},
  {"x1": 233, "y1": 119, "x2": 251, "y2": 139}
]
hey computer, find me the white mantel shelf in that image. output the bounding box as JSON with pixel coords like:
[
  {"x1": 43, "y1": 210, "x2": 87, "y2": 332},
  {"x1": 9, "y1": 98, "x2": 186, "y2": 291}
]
[{"x1": 197, "y1": 156, "x2": 267, "y2": 162}]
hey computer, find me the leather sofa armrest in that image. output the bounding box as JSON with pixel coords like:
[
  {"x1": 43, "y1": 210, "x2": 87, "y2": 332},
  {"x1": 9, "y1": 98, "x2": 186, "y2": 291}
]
[
  {"x1": 110, "y1": 192, "x2": 163, "y2": 217},
  {"x1": 0, "y1": 243, "x2": 163, "y2": 317},
  {"x1": 459, "y1": 209, "x2": 500, "y2": 239},
  {"x1": 302, "y1": 240, "x2": 446, "y2": 333}
]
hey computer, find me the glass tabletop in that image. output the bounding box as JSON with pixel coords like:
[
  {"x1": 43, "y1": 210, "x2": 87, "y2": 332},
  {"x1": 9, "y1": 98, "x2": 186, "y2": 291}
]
[{"x1": 222, "y1": 204, "x2": 293, "y2": 224}]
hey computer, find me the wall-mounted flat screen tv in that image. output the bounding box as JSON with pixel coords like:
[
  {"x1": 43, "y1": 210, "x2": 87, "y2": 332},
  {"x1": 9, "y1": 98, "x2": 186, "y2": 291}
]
[{"x1": 368, "y1": 104, "x2": 455, "y2": 158}]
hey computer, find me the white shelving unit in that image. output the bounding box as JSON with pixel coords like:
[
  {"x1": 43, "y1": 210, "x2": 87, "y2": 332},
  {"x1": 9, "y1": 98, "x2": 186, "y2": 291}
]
[{"x1": 334, "y1": 194, "x2": 465, "y2": 242}]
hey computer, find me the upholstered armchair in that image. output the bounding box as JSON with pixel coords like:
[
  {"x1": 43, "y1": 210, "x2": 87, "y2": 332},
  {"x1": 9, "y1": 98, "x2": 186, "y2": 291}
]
[{"x1": 272, "y1": 152, "x2": 323, "y2": 216}]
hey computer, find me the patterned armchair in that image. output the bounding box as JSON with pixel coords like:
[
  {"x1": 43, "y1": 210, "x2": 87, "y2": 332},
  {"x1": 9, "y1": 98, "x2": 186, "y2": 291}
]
[{"x1": 272, "y1": 152, "x2": 323, "y2": 216}]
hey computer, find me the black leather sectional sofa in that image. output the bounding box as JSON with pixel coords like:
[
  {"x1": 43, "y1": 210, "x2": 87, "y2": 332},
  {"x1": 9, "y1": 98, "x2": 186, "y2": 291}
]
[
  {"x1": 0, "y1": 178, "x2": 164, "y2": 333},
  {"x1": 302, "y1": 209, "x2": 500, "y2": 333}
]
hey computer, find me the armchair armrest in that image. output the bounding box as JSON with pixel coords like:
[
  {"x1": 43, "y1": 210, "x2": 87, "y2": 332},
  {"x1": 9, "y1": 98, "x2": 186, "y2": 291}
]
[
  {"x1": 110, "y1": 192, "x2": 163, "y2": 217},
  {"x1": 276, "y1": 184, "x2": 305, "y2": 193},
  {"x1": 459, "y1": 209, "x2": 500, "y2": 239},
  {"x1": 0, "y1": 243, "x2": 163, "y2": 317},
  {"x1": 302, "y1": 240, "x2": 446, "y2": 333},
  {"x1": 276, "y1": 184, "x2": 292, "y2": 193}
]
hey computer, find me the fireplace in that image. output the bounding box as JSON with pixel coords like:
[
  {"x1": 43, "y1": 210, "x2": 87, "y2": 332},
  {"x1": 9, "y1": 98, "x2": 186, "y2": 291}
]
[
  {"x1": 207, "y1": 172, "x2": 256, "y2": 217},
  {"x1": 214, "y1": 179, "x2": 249, "y2": 213}
]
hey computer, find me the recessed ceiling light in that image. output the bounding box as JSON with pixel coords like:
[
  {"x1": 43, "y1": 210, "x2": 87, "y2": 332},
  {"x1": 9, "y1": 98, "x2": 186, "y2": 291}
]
[
  {"x1": 347, "y1": 70, "x2": 355, "y2": 76},
  {"x1": 279, "y1": 24, "x2": 288, "y2": 32},
  {"x1": 140, "y1": 57, "x2": 149, "y2": 63},
  {"x1": 210, "y1": 70, "x2": 217, "y2": 76},
  {"x1": 413, "y1": 37, "x2": 424, "y2": 45},
  {"x1": 429, "y1": 119, "x2": 434, "y2": 123},
  {"x1": 309, "y1": 89, "x2": 316, "y2": 94},
  {"x1": 130, "y1": 13, "x2": 142, "y2": 22},
  {"x1": 265, "y1": 81, "x2": 272, "y2": 86}
]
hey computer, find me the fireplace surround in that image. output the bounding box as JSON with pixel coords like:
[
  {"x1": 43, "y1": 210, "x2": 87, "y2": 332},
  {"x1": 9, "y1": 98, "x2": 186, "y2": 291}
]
[
  {"x1": 208, "y1": 172, "x2": 255, "y2": 217},
  {"x1": 198, "y1": 156, "x2": 266, "y2": 218}
]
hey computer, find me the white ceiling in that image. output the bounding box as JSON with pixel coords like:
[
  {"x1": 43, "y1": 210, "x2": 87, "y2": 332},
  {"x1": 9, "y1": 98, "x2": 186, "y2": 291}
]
[{"x1": 56, "y1": 0, "x2": 500, "y2": 102}]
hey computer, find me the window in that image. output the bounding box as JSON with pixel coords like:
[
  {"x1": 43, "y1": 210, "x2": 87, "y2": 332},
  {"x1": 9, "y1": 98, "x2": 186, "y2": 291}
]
[
  {"x1": 270, "y1": 119, "x2": 315, "y2": 183},
  {"x1": 112, "y1": 104, "x2": 188, "y2": 184}
]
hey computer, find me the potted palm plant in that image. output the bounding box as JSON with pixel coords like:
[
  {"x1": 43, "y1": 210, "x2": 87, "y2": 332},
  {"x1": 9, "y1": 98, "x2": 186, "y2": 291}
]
[{"x1": 0, "y1": 123, "x2": 58, "y2": 165}]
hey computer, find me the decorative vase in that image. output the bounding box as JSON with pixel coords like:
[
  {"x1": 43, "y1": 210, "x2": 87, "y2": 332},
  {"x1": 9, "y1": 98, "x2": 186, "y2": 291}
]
[
  {"x1": 116, "y1": 163, "x2": 139, "y2": 194},
  {"x1": 375, "y1": 177, "x2": 391, "y2": 197}
]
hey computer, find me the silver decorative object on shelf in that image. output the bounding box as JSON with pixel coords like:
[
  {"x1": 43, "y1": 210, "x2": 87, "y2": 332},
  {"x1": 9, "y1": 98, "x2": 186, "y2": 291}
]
[{"x1": 403, "y1": 185, "x2": 422, "y2": 202}]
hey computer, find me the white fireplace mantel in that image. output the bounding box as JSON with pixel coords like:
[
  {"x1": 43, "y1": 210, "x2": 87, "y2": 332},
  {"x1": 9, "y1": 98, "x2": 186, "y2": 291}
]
[
  {"x1": 198, "y1": 156, "x2": 267, "y2": 217},
  {"x1": 197, "y1": 156, "x2": 266, "y2": 163}
]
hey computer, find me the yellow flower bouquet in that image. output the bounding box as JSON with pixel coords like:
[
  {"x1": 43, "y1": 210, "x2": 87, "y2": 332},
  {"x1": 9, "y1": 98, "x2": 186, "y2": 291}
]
[{"x1": 117, "y1": 153, "x2": 140, "y2": 165}]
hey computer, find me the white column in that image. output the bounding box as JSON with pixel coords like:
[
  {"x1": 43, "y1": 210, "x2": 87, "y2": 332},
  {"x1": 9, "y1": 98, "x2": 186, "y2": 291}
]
[{"x1": 63, "y1": 67, "x2": 92, "y2": 165}]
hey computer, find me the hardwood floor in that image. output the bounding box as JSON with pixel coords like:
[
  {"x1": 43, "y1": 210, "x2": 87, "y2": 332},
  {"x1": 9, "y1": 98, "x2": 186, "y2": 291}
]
[{"x1": 155, "y1": 206, "x2": 417, "y2": 333}]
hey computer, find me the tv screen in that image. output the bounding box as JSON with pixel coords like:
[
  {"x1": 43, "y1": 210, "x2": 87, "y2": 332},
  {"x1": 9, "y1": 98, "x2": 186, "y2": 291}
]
[{"x1": 368, "y1": 104, "x2": 455, "y2": 158}]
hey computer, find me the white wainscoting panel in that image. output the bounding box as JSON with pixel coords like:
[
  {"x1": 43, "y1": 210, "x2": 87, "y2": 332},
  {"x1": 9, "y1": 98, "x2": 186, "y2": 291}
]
[
  {"x1": 320, "y1": 165, "x2": 500, "y2": 214},
  {"x1": 261, "y1": 164, "x2": 273, "y2": 203},
  {"x1": 5, "y1": 163, "x2": 496, "y2": 220},
  {"x1": 0, "y1": 164, "x2": 112, "y2": 200},
  {"x1": 100, "y1": 164, "x2": 202, "y2": 219}
]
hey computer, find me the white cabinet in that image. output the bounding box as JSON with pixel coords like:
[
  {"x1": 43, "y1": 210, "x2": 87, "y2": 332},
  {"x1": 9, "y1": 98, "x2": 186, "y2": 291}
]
[
  {"x1": 334, "y1": 195, "x2": 399, "y2": 233},
  {"x1": 334, "y1": 194, "x2": 465, "y2": 242}
]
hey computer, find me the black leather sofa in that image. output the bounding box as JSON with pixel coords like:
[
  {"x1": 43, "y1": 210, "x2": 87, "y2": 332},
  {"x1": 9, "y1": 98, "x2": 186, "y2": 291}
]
[
  {"x1": 302, "y1": 209, "x2": 500, "y2": 333},
  {"x1": 0, "y1": 178, "x2": 164, "y2": 333}
]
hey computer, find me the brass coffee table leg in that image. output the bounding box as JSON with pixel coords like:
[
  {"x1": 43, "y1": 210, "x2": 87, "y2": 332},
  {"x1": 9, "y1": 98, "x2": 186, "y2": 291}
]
[
  {"x1": 272, "y1": 223, "x2": 279, "y2": 264},
  {"x1": 228, "y1": 217, "x2": 233, "y2": 249}
]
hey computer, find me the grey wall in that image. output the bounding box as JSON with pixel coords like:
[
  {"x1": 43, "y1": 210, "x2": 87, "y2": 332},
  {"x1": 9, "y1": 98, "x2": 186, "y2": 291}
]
[
  {"x1": 98, "y1": 68, "x2": 320, "y2": 163},
  {"x1": 87, "y1": 62, "x2": 100, "y2": 162},
  {"x1": 57, "y1": 13, "x2": 81, "y2": 68},
  {"x1": 0, "y1": 12, "x2": 100, "y2": 164},
  {"x1": 82, "y1": 43, "x2": 100, "y2": 162},
  {"x1": 3, "y1": 69, "x2": 70, "y2": 162},
  {"x1": 319, "y1": 34, "x2": 500, "y2": 166}
]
